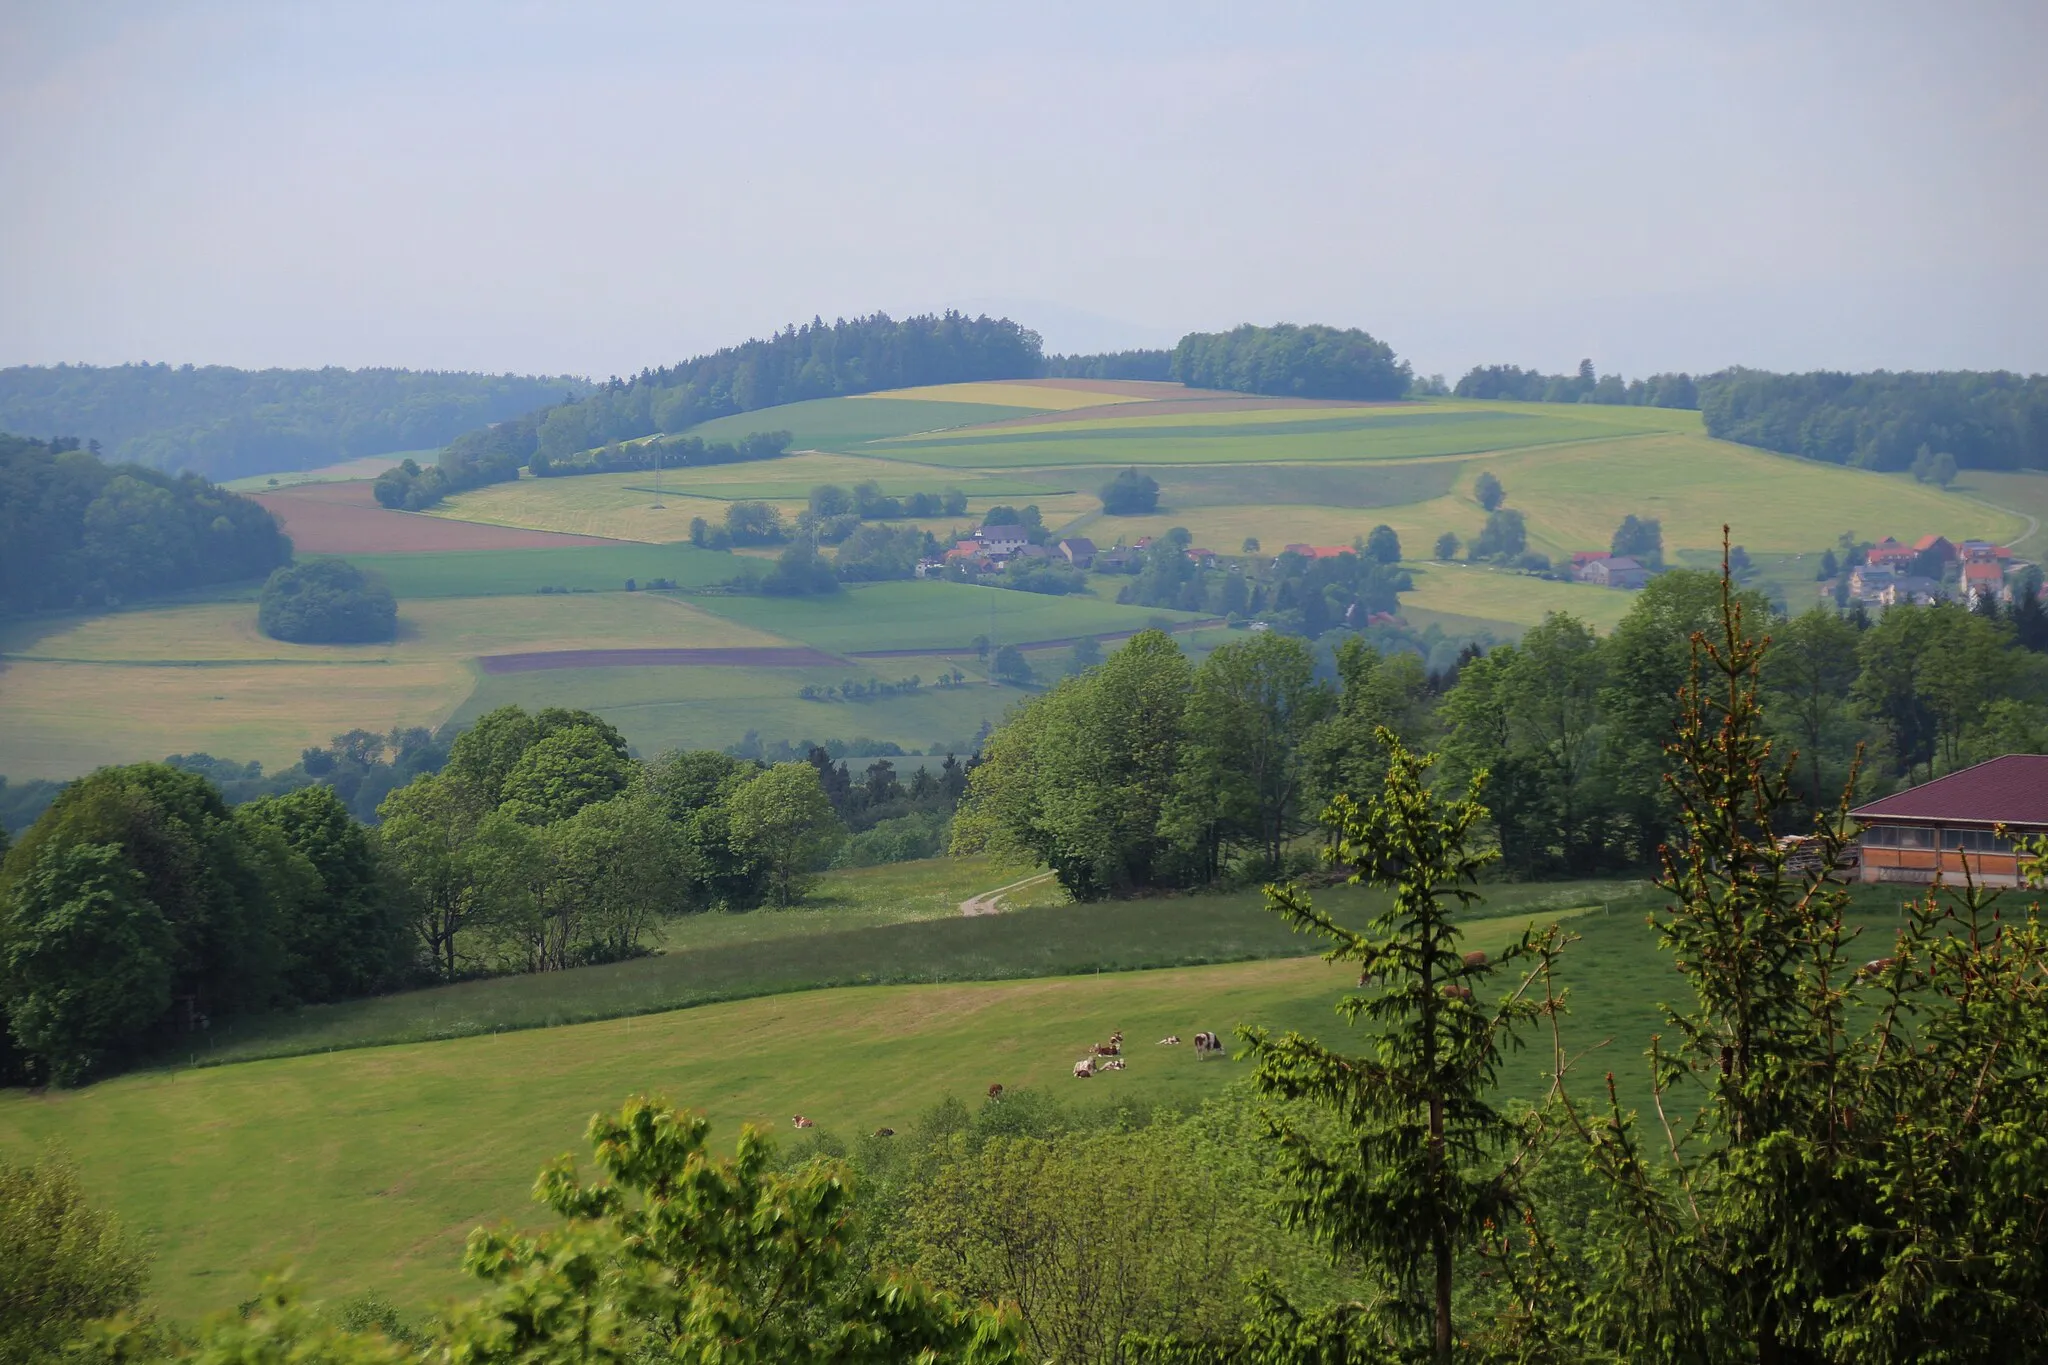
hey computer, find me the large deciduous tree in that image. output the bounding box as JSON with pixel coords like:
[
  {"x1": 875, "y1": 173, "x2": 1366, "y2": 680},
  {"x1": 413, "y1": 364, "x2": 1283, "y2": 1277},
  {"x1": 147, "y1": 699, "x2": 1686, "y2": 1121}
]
[{"x1": 725, "y1": 763, "x2": 843, "y2": 906}]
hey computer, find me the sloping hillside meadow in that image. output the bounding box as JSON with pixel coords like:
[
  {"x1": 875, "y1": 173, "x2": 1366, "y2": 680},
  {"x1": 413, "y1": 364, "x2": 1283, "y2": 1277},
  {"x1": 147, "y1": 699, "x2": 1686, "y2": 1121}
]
[{"x1": 2, "y1": 377, "x2": 2031, "y2": 781}]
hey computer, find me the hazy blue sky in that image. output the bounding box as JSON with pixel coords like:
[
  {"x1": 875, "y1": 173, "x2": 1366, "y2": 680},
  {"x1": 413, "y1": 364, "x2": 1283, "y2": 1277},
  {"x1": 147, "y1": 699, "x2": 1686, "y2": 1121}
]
[{"x1": 2, "y1": 1, "x2": 2043, "y2": 380}]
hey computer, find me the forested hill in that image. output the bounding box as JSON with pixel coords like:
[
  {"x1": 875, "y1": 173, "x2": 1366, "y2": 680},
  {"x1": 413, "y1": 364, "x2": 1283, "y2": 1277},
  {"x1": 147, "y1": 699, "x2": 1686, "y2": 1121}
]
[
  {"x1": 0, "y1": 433, "x2": 290, "y2": 613},
  {"x1": 1699, "y1": 369, "x2": 2048, "y2": 472},
  {"x1": 0, "y1": 364, "x2": 589, "y2": 482},
  {"x1": 525, "y1": 312, "x2": 1042, "y2": 461}
]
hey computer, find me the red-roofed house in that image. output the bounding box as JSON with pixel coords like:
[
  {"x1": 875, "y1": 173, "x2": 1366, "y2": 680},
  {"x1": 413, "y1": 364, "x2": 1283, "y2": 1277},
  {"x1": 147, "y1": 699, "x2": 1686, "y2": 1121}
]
[
  {"x1": 1962, "y1": 559, "x2": 2006, "y2": 606},
  {"x1": 1279, "y1": 544, "x2": 1353, "y2": 562},
  {"x1": 1913, "y1": 534, "x2": 1958, "y2": 566},
  {"x1": 1866, "y1": 537, "x2": 1917, "y2": 569},
  {"x1": 1851, "y1": 754, "x2": 2048, "y2": 885},
  {"x1": 1570, "y1": 550, "x2": 1611, "y2": 569}
]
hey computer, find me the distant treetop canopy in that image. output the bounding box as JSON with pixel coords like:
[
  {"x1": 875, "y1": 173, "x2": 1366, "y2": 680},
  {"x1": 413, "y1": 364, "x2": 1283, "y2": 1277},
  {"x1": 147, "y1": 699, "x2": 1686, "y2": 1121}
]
[
  {"x1": 0, "y1": 432, "x2": 290, "y2": 614},
  {"x1": 0, "y1": 364, "x2": 588, "y2": 481},
  {"x1": 1699, "y1": 368, "x2": 2048, "y2": 471},
  {"x1": 1169, "y1": 323, "x2": 1412, "y2": 401},
  {"x1": 1454, "y1": 360, "x2": 1699, "y2": 409},
  {"x1": 258, "y1": 559, "x2": 398, "y2": 644}
]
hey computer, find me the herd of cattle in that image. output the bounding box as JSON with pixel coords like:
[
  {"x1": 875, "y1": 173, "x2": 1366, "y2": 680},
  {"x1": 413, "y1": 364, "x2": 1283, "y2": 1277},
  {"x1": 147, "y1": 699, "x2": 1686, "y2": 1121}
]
[
  {"x1": 789, "y1": 1026, "x2": 1229, "y2": 1131},
  {"x1": 1071, "y1": 1028, "x2": 1223, "y2": 1078}
]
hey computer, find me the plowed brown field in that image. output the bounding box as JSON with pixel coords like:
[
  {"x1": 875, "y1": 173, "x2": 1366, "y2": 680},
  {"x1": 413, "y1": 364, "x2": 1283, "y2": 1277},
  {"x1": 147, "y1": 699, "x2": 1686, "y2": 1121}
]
[{"x1": 250, "y1": 481, "x2": 619, "y2": 554}]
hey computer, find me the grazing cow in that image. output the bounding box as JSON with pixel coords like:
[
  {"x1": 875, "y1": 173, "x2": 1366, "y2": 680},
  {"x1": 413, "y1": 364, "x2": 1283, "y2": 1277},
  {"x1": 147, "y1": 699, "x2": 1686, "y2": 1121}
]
[
  {"x1": 1090, "y1": 1039, "x2": 1121, "y2": 1057},
  {"x1": 1858, "y1": 958, "x2": 1893, "y2": 978},
  {"x1": 792, "y1": 1115, "x2": 815, "y2": 1129},
  {"x1": 1441, "y1": 984, "x2": 1473, "y2": 1002},
  {"x1": 987, "y1": 1083, "x2": 1005, "y2": 1100},
  {"x1": 1101, "y1": 1057, "x2": 1126, "y2": 1071},
  {"x1": 1158, "y1": 1035, "x2": 1181, "y2": 1046},
  {"x1": 873, "y1": 1128, "x2": 895, "y2": 1138},
  {"x1": 1193, "y1": 1031, "x2": 1223, "y2": 1059},
  {"x1": 1463, "y1": 950, "x2": 1489, "y2": 967},
  {"x1": 1073, "y1": 1057, "x2": 1097, "y2": 1078}
]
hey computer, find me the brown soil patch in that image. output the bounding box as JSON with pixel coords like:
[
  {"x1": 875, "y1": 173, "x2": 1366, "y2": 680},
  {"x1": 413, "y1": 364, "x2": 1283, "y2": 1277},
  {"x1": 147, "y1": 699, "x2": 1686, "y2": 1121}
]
[
  {"x1": 251, "y1": 482, "x2": 619, "y2": 555},
  {"x1": 946, "y1": 394, "x2": 1395, "y2": 432},
  {"x1": 478, "y1": 646, "x2": 844, "y2": 674}
]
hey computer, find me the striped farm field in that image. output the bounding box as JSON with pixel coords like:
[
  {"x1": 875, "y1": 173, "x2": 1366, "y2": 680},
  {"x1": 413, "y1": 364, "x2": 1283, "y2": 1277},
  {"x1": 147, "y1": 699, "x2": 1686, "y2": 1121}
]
[
  {"x1": 0, "y1": 594, "x2": 791, "y2": 778},
  {"x1": 1398, "y1": 562, "x2": 1637, "y2": 635},
  {"x1": 685, "y1": 580, "x2": 1206, "y2": 654}
]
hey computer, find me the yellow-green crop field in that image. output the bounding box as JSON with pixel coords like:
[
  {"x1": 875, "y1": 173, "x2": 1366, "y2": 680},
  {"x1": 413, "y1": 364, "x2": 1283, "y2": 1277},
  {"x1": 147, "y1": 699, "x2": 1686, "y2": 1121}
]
[{"x1": 0, "y1": 595, "x2": 789, "y2": 777}]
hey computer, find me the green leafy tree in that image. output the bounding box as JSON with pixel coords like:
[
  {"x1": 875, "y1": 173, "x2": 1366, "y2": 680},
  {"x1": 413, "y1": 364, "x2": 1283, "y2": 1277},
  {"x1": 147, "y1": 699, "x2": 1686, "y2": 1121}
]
[
  {"x1": 0, "y1": 843, "x2": 174, "y2": 1085},
  {"x1": 1610, "y1": 514, "x2": 1663, "y2": 565},
  {"x1": 498, "y1": 726, "x2": 633, "y2": 826},
  {"x1": 445, "y1": 1097, "x2": 1024, "y2": 1365},
  {"x1": 375, "y1": 773, "x2": 488, "y2": 980},
  {"x1": 1067, "y1": 635, "x2": 1103, "y2": 674},
  {"x1": 0, "y1": 1156, "x2": 150, "y2": 1362},
  {"x1": 1469, "y1": 508, "x2": 1525, "y2": 561},
  {"x1": 954, "y1": 630, "x2": 1192, "y2": 899},
  {"x1": 257, "y1": 560, "x2": 397, "y2": 644},
  {"x1": 1364, "y1": 524, "x2": 1402, "y2": 565},
  {"x1": 1166, "y1": 632, "x2": 1334, "y2": 877},
  {"x1": 1762, "y1": 605, "x2": 1863, "y2": 812},
  {"x1": 1433, "y1": 531, "x2": 1460, "y2": 560},
  {"x1": 992, "y1": 644, "x2": 1032, "y2": 685},
  {"x1": 1472, "y1": 471, "x2": 1504, "y2": 512},
  {"x1": 1508, "y1": 566, "x2": 2048, "y2": 1361},
  {"x1": 1239, "y1": 733, "x2": 1542, "y2": 1361},
  {"x1": 726, "y1": 763, "x2": 843, "y2": 906},
  {"x1": 1100, "y1": 468, "x2": 1162, "y2": 515},
  {"x1": 234, "y1": 784, "x2": 410, "y2": 1001}
]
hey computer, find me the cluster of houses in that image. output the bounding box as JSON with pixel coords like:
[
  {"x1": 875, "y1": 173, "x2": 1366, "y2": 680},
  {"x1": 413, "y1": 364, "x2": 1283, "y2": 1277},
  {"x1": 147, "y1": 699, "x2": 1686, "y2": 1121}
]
[
  {"x1": 1842, "y1": 535, "x2": 2015, "y2": 609},
  {"x1": 919, "y1": 522, "x2": 1113, "y2": 577}
]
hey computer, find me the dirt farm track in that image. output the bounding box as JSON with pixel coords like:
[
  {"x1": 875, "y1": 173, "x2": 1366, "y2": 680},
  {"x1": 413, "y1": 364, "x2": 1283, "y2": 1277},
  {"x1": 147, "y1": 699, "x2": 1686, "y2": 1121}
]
[{"x1": 250, "y1": 481, "x2": 620, "y2": 554}]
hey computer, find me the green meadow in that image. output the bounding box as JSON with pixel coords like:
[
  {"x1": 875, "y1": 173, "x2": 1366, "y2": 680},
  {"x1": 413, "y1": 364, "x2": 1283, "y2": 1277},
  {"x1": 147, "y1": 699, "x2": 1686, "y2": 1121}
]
[
  {"x1": 687, "y1": 395, "x2": 1054, "y2": 448},
  {"x1": 0, "y1": 865, "x2": 1922, "y2": 1315},
  {"x1": 683, "y1": 579, "x2": 1206, "y2": 653},
  {"x1": 338, "y1": 543, "x2": 752, "y2": 597}
]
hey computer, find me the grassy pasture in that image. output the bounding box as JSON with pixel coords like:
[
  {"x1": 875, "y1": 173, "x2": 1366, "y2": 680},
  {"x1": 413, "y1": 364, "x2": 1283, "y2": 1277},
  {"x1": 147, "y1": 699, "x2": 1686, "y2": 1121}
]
[
  {"x1": 0, "y1": 595, "x2": 788, "y2": 778},
  {"x1": 431, "y1": 482, "x2": 756, "y2": 544},
  {"x1": 453, "y1": 654, "x2": 1030, "y2": 759},
  {"x1": 864, "y1": 382, "x2": 1140, "y2": 410},
  {"x1": 686, "y1": 396, "x2": 1050, "y2": 450},
  {"x1": 338, "y1": 543, "x2": 750, "y2": 598},
  {"x1": 1945, "y1": 468, "x2": 2048, "y2": 558},
  {"x1": 1477, "y1": 434, "x2": 2023, "y2": 559},
  {"x1": 0, "y1": 886, "x2": 1642, "y2": 1313},
  {"x1": 864, "y1": 404, "x2": 1673, "y2": 469},
  {"x1": 222, "y1": 453, "x2": 418, "y2": 491},
  {"x1": 1399, "y1": 563, "x2": 1637, "y2": 635},
  {"x1": 685, "y1": 580, "x2": 1204, "y2": 653},
  {"x1": 1063, "y1": 495, "x2": 1474, "y2": 559}
]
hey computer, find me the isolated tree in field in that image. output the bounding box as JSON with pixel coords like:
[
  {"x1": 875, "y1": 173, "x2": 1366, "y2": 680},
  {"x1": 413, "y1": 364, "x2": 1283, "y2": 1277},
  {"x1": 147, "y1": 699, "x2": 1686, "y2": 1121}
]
[
  {"x1": 1472, "y1": 470, "x2": 1504, "y2": 512},
  {"x1": 1910, "y1": 442, "x2": 1959, "y2": 487},
  {"x1": 942, "y1": 487, "x2": 969, "y2": 516},
  {"x1": 1241, "y1": 536, "x2": 1260, "y2": 555},
  {"x1": 1067, "y1": 634, "x2": 1103, "y2": 675},
  {"x1": 1364, "y1": 523, "x2": 1402, "y2": 565},
  {"x1": 992, "y1": 644, "x2": 1032, "y2": 685},
  {"x1": 1433, "y1": 530, "x2": 1460, "y2": 560},
  {"x1": 726, "y1": 762, "x2": 843, "y2": 905},
  {"x1": 1235, "y1": 732, "x2": 1542, "y2": 1361},
  {"x1": 1610, "y1": 513, "x2": 1663, "y2": 564},
  {"x1": 1469, "y1": 507, "x2": 1526, "y2": 561},
  {"x1": 0, "y1": 1156, "x2": 150, "y2": 1361},
  {"x1": 1099, "y1": 468, "x2": 1161, "y2": 515},
  {"x1": 257, "y1": 559, "x2": 398, "y2": 644}
]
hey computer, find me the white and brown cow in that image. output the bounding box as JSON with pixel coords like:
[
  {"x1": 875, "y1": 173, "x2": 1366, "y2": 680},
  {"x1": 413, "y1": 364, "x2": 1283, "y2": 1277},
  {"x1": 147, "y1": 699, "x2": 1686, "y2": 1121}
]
[{"x1": 1193, "y1": 1031, "x2": 1223, "y2": 1059}]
